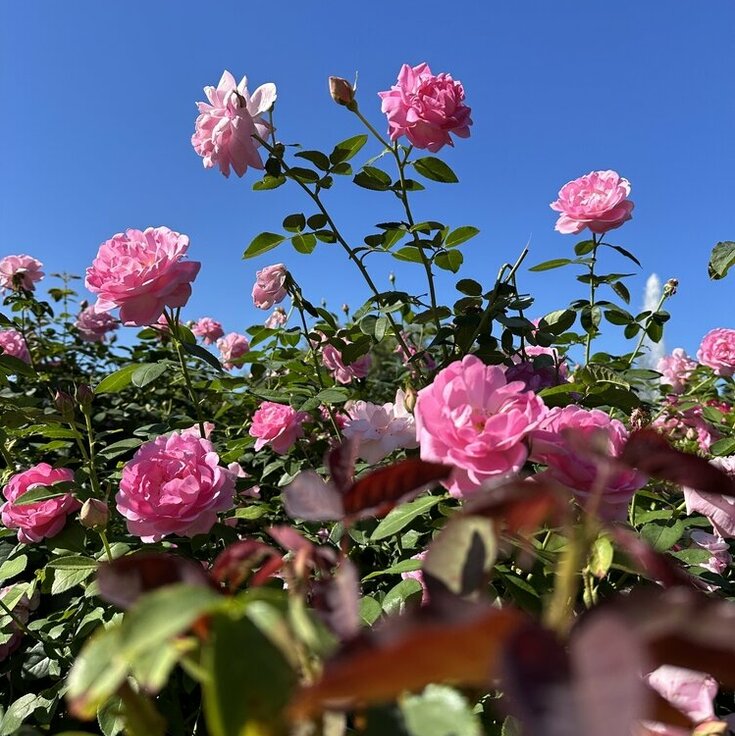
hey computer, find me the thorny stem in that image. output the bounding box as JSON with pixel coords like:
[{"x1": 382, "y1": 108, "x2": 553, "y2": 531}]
[
  {"x1": 584, "y1": 233, "x2": 601, "y2": 366},
  {"x1": 626, "y1": 289, "x2": 670, "y2": 368}
]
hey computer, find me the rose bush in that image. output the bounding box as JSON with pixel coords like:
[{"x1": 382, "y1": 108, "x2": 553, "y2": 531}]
[{"x1": 0, "y1": 61, "x2": 734, "y2": 736}]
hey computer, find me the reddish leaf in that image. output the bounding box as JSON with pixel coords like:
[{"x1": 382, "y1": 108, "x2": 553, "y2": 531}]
[
  {"x1": 621, "y1": 430, "x2": 735, "y2": 497},
  {"x1": 341, "y1": 458, "x2": 451, "y2": 517},
  {"x1": 97, "y1": 553, "x2": 212, "y2": 609},
  {"x1": 267, "y1": 525, "x2": 338, "y2": 574},
  {"x1": 311, "y1": 557, "x2": 360, "y2": 641},
  {"x1": 283, "y1": 471, "x2": 345, "y2": 521},
  {"x1": 327, "y1": 438, "x2": 358, "y2": 492},
  {"x1": 210, "y1": 540, "x2": 283, "y2": 592},
  {"x1": 288, "y1": 603, "x2": 525, "y2": 720}
]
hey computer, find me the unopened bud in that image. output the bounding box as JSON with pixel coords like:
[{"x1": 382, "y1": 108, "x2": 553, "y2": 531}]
[
  {"x1": 403, "y1": 386, "x2": 418, "y2": 414},
  {"x1": 328, "y1": 76, "x2": 356, "y2": 109},
  {"x1": 388, "y1": 272, "x2": 396, "y2": 285},
  {"x1": 76, "y1": 384, "x2": 93, "y2": 412},
  {"x1": 54, "y1": 391, "x2": 75, "y2": 421},
  {"x1": 341, "y1": 304, "x2": 349, "y2": 315},
  {"x1": 663, "y1": 278, "x2": 679, "y2": 297},
  {"x1": 80, "y1": 498, "x2": 109, "y2": 530}
]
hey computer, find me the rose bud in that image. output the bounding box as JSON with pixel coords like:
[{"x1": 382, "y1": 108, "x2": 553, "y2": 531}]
[
  {"x1": 329, "y1": 76, "x2": 356, "y2": 109},
  {"x1": 79, "y1": 498, "x2": 109, "y2": 530},
  {"x1": 54, "y1": 391, "x2": 75, "y2": 421},
  {"x1": 76, "y1": 384, "x2": 94, "y2": 412}
]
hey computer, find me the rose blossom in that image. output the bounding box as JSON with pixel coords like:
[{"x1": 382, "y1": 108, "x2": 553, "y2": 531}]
[
  {"x1": 192, "y1": 70, "x2": 276, "y2": 178},
  {"x1": 85, "y1": 226, "x2": 200, "y2": 326},
  {"x1": 0, "y1": 255, "x2": 44, "y2": 292},
  {"x1": 321, "y1": 338, "x2": 372, "y2": 385},
  {"x1": 115, "y1": 429, "x2": 236, "y2": 542},
  {"x1": 652, "y1": 397, "x2": 718, "y2": 453},
  {"x1": 342, "y1": 389, "x2": 418, "y2": 464},
  {"x1": 401, "y1": 551, "x2": 429, "y2": 605},
  {"x1": 1, "y1": 464, "x2": 80, "y2": 543},
  {"x1": 75, "y1": 306, "x2": 118, "y2": 343},
  {"x1": 265, "y1": 306, "x2": 287, "y2": 329},
  {"x1": 414, "y1": 355, "x2": 546, "y2": 498},
  {"x1": 530, "y1": 406, "x2": 646, "y2": 518},
  {"x1": 217, "y1": 332, "x2": 250, "y2": 371},
  {"x1": 697, "y1": 328, "x2": 735, "y2": 377},
  {"x1": 550, "y1": 170, "x2": 634, "y2": 235},
  {"x1": 249, "y1": 401, "x2": 309, "y2": 455},
  {"x1": 657, "y1": 348, "x2": 697, "y2": 393},
  {"x1": 192, "y1": 317, "x2": 224, "y2": 345},
  {"x1": 252, "y1": 264, "x2": 287, "y2": 310},
  {"x1": 0, "y1": 329, "x2": 30, "y2": 364},
  {"x1": 0, "y1": 586, "x2": 38, "y2": 661},
  {"x1": 688, "y1": 530, "x2": 731, "y2": 575},
  {"x1": 684, "y1": 456, "x2": 735, "y2": 538},
  {"x1": 378, "y1": 63, "x2": 472, "y2": 152}
]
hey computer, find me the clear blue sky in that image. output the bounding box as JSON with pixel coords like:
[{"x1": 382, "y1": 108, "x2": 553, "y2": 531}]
[{"x1": 1, "y1": 1, "x2": 733, "y2": 356}]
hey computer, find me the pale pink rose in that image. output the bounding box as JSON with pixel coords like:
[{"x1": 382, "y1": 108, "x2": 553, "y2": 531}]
[
  {"x1": 0, "y1": 255, "x2": 44, "y2": 292},
  {"x1": 216, "y1": 332, "x2": 250, "y2": 370},
  {"x1": 684, "y1": 456, "x2": 735, "y2": 538},
  {"x1": 530, "y1": 406, "x2": 646, "y2": 518},
  {"x1": 320, "y1": 405, "x2": 348, "y2": 430},
  {"x1": 378, "y1": 63, "x2": 472, "y2": 152},
  {"x1": 252, "y1": 264, "x2": 287, "y2": 310},
  {"x1": 85, "y1": 227, "x2": 200, "y2": 326},
  {"x1": 342, "y1": 389, "x2": 418, "y2": 464},
  {"x1": 697, "y1": 328, "x2": 735, "y2": 377},
  {"x1": 1, "y1": 464, "x2": 80, "y2": 543},
  {"x1": 115, "y1": 429, "x2": 236, "y2": 542},
  {"x1": 415, "y1": 355, "x2": 546, "y2": 498},
  {"x1": 192, "y1": 317, "x2": 224, "y2": 345},
  {"x1": 75, "y1": 306, "x2": 118, "y2": 343},
  {"x1": 550, "y1": 170, "x2": 634, "y2": 235},
  {"x1": 321, "y1": 339, "x2": 372, "y2": 385},
  {"x1": 401, "y1": 551, "x2": 429, "y2": 605},
  {"x1": 0, "y1": 586, "x2": 38, "y2": 661},
  {"x1": 652, "y1": 398, "x2": 718, "y2": 453},
  {"x1": 395, "y1": 333, "x2": 436, "y2": 372},
  {"x1": 265, "y1": 306, "x2": 287, "y2": 329},
  {"x1": 688, "y1": 530, "x2": 731, "y2": 575},
  {"x1": 0, "y1": 329, "x2": 30, "y2": 364},
  {"x1": 192, "y1": 70, "x2": 276, "y2": 178},
  {"x1": 657, "y1": 348, "x2": 698, "y2": 393},
  {"x1": 249, "y1": 401, "x2": 309, "y2": 455},
  {"x1": 646, "y1": 666, "x2": 717, "y2": 726}
]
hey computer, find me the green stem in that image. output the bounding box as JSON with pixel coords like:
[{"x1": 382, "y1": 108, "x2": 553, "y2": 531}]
[
  {"x1": 352, "y1": 108, "x2": 393, "y2": 150},
  {"x1": 98, "y1": 529, "x2": 114, "y2": 562},
  {"x1": 82, "y1": 411, "x2": 103, "y2": 497},
  {"x1": 626, "y1": 291, "x2": 669, "y2": 368},
  {"x1": 584, "y1": 234, "x2": 601, "y2": 366}
]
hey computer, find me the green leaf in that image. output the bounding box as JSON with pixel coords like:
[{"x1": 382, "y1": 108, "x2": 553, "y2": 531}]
[
  {"x1": 358, "y1": 596, "x2": 382, "y2": 625},
  {"x1": 604, "y1": 243, "x2": 642, "y2": 267},
  {"x1": 98, "y1": 438, "x2": 143, "y2": 460},
  {"x1": 413, "y1": 156, "x2": 458, "y2": 183},
  {"x1": 95, "y1": 364, "x2": 140, "y2": 394},
  {"x1": 47, "y1": 555, "x2": 98, "y2": 570},
  {"x1": 294, "y1": 150, "x2": 330, "y2": 171},
  {"x1": 640, "y1": 520, "x2": 685, "y2": 552},
  {"x1": 434, "y1": 250, "x2": 463, "y2": 273},
  {"x1": 0, "y1": 354, "x2": 34, "y2": 376},
  {"x1": 381, "y1": 578, "x2": 422, "y2": 615},
  {"x1": 330, "y1": 134, "x2": 368, "y2": 164},
  {"x1": 252, "y1": 175, "x2": 286, "y2": 191},
  {"x1": 393, "y1": 246, "x2": 424, "y2": 263},
  {"x1": 287, "y1": 166, "x2": 320, "y2": 184},
  {"x1": 299, "y1": 387, "x2": 351, "y2": 412},
  {"x1": 131, "y1": 361, "x2": 168, "y2": 388},
  {"x1": 12, "y1": 481, "x2": 75, "y2": 506},
  {"x1": 401, "y1": 685, "x2": 482, "y2": 736},
  {"x1": 445, "y1": 226, "x2": 479, "y2": 248},
  {"x1": 202, "y1": 610, "x2": 296, "y2": 736},
  {"x1": 0, "y1": 693, "x2": 39, "y2": 736},
  {"x1": 243, "y1": 232, "x2": 286, "y2": 259},
  {"x1": 456, "y1": 279, "x2": 483, "y2": 296},
  {"x1": 282, "y1": 213, "x2": 306, "y2": 233},
  {"x1": 182, "y1": 342, "x2": 224, "y2": 372},
  {"x1": 362, "y1": 558, "x2": 422, "y2": 582},
  {"x1": 708, "y1": 241, "x2": 735, "y2": 280},
  {"x1": 0, "y1": 554, "x2": 27, "y2": 584},
  {"x1": 307, "y1": 213, "x2": 328, "y2": 230},
  {"x1": 354, "y1": 166, "x2": 392, "y2": 191},
  {"x1": 711, "y1": 437, "x2": 735, "y2": 457},
  {"x1": 529, "y1": 258, "x2": 573, "y2": 272},
  {"x1": 611, "y1": 281, "x2": 631, "y2": 304},
  {"x1": 574, "y1": 239, "x2": 596, "y2": 256},
  {"x1": 538, "y1": 309, "x2": 576, "y2": 334},
  {"x1": 371, "y1": 496, "x2": 441, "y2": 541},
  {"x1": 291, "y1": 233, "x2": 317, "y2": 254}
]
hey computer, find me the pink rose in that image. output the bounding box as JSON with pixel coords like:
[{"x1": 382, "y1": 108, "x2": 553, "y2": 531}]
[
  {"x1": 252, "y1": 264, "x2": 287, "y2": 310},
  {"x1": 0, "y1": 586, "x2": 38, "y2": 661},
  {"x1": 192, "y1": 317, "x2": 224, "y2": 345},
  {"x1": 0, "y1": 255, "x2": 44, "y2": 292},
  {"x1": 342, "y1": 389, "x2": 418, "y2": 464},
  {"x1": 657, "y1": 348, "x2": 697, "y2": 393},
  {"x1": 217, "y1": 332, "x2": 250, "y2": 371},
  {"x1": 697, "y1": 328, "x2": 735, "y2": 377},
  {"x1": 530, "y1": 406, "x2": 645, "y2": 518},
  {"x1": 684, "y1": 456, "x2": 735, "y2": 538},
  {"x1": 1, "y1": 464, "x2": 80, "y2": 543},
  {"x1": 85, "y1": 227, "x2": 200, "y2": 326},
  {"x1": 652, "y1": 398, "x2": 718, "y2": 453},
  {"x1": 415, "y1": 355, "x2": 546, "y2": 498},
  {"x1": 265, "y1": 306, "x2": 287, "y2": 329},
  {"x1": 116, "y1": 429, "x2": 236, "y2": 542},
  {"x1": 249, "y1": 401, "x2": 309, "y2": 454},
  {"x1": 378, "y1": 63, "x2": 472, "y2": 152},
  {"x1": 646, "y1": 666, "x2": 717, "y2": 727},
  {"x1": 0, "y1": 329, "x2": 30, "y2": 364},
  {"x1": 321, "y1": 338, "x2": 372, "y2": 385},
  {"x1": 192, "y1": 70, "x2": 276, "y2": 178},
  {"x1": 688, "y1": 530, "x2": 731, "y2": 575},
  {"x1": 550, "y1": 170, "x2": 634, "y2": 235},
  {"x1": 401, "y1": 551, "x2": 429, "y2": 605},
  {"x1": 75, "y1": 306, "x2": 118, "y2": 343}
]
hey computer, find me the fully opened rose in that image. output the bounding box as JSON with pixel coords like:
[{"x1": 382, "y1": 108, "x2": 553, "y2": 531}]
[
  {"x1": 75, "y1": 306, "x2": 118, "y2": 343},
  {"x1": 414, "y1": 355, "x2": 546, "y2": 497},
  {"x1": 1, "y1": 464, "x2": 80, "y2": 543},
  {"x1": 252, "y1": 264, "x2": 287, "y2": 309},
  {"x1": 192, "y1": 316, "x2": 224, "y2": 345},
  {"x1": 115, "y1": 428, "x2": 236, "y2": 543},
  {"x1": 217, "y1": 332, "x2": 250, "y2": 370},
  {"x1": 378, "y1": 63, "x2": 472, "y2": 152},
  {"x1": 550, "y1": 170, "x2": 634, "y2": 235},
  {"x1": 697, "y1": 327, "x2": 735, "y2": 377},
  {"x1": 0, "y1": 254, "x2": 44, "y2": 292},
  {"x1": 85, "y1": 226, "x2": 200, "y2": 326},
  {"x1": 249, "y1": 401, "x2": 309, "y2": 455},
  {"x1": 192, "y1": 70, "x2": 277, "y2": 178},
  {"x1": 0, "y1": 329, "x2": 30, "y2": 364}
]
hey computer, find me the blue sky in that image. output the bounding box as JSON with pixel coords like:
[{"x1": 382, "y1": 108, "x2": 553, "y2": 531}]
[{"x1": 1, "y1": 1, "x2": 733, "y2": 356}]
